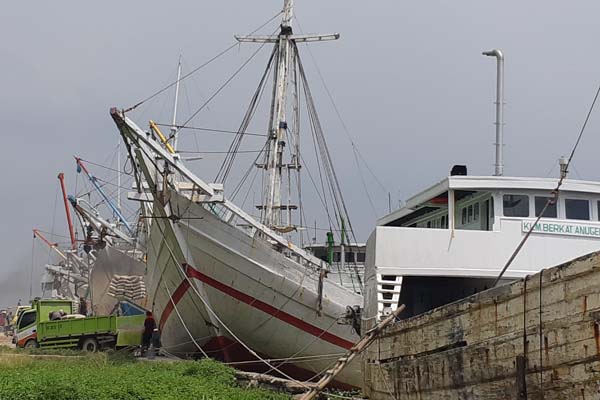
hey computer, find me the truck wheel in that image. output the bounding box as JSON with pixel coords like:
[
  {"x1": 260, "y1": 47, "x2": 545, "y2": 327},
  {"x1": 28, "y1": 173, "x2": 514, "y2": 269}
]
[
  {"x1": 81, "y1": 338, "x2": 99, "y2": 352},
  {"x1": 24, "y1": 339, "x2": 38, "y2": 349}
]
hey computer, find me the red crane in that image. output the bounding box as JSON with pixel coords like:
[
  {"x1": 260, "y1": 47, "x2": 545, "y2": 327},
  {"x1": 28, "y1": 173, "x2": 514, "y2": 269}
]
[{"x1": 57, "y1": 173, "x2": 77, "y2": 250}]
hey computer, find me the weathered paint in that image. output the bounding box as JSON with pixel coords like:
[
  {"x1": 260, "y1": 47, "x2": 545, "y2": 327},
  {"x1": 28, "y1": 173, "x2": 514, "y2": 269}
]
[{"x1": 362, "y1": 251, "x2": 600, "y2": 399}]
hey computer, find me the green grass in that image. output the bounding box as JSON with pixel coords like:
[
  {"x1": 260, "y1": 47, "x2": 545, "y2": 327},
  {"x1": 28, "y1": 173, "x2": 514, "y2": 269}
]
[{"x1": 0, "y1": 348, "x2": 290, "y2": 400}]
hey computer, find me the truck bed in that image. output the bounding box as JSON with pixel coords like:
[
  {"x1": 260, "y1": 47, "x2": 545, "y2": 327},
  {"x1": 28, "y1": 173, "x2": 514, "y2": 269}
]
[
  {"x1": 38, "y1": 314, "x2": 144, "y2": 348},
  {"x1": 38, "y1": 315, "x2": 117, "y2": 347}
]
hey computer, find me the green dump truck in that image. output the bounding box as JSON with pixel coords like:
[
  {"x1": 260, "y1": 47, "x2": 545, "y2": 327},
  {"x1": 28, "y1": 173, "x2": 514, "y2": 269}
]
[{"x1": 15, "y1": 299, "x2": 145, "y2": 351}]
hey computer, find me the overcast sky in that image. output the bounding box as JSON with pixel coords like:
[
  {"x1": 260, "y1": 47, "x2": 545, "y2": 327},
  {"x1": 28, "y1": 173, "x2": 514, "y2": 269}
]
[{"x1": 3, "y1": 1, "x2": 600, "y2": 306}]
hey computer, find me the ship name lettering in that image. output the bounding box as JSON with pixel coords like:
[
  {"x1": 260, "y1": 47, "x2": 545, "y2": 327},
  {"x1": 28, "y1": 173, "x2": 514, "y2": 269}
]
[{"x1": 523, "y1": 221, "x2": 600, "y2": 237}]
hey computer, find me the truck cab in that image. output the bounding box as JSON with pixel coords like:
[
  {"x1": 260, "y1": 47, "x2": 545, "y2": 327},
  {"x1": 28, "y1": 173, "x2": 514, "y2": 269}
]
[{"x1": 15, "y1": 299, "x2": 73, "y2": 348}]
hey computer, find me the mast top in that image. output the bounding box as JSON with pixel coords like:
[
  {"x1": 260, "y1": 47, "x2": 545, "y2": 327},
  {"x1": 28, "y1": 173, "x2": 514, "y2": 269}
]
[{"x1": 282, "y1": 0, "x2": 294, "y2": 29}]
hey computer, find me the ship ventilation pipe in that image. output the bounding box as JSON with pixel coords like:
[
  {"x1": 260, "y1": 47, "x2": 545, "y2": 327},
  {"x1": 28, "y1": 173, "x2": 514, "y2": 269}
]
[
  {"x1": 483, "y1": 49, "x2": 505, "y2": 176},
  {"x1": 559, "y1": 156, "x2": 569, "y2": 179}
]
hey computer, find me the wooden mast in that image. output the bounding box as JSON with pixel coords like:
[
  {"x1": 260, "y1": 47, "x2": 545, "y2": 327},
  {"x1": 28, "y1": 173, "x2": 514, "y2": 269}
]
[{"x1": 235, "y1": 0, "x2": 338, "y2": 230}]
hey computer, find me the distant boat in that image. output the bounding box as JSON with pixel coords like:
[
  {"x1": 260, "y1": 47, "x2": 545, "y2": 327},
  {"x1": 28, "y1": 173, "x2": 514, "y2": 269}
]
[{"x1": 37, "y1": 163, "x2": 146, "y2": 315}]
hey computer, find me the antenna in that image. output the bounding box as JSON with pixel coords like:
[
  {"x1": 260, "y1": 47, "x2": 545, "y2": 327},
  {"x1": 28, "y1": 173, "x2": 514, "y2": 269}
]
[{"x1": 483, "y1": 49, "x2": 505, "y2": 176}]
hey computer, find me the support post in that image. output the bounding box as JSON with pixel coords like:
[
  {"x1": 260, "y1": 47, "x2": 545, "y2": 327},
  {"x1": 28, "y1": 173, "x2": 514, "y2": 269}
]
[{"x1": 448, "y1": 189, "x2": 455, "y2": 231}]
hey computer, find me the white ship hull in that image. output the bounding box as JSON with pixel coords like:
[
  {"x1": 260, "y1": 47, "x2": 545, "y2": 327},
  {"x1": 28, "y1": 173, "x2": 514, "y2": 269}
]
[
  {"x1": 150, "y1": 190, "x2": 363, "y2": 387},
  {"x1": 144, "y1": 197, "x2": 220, "y2": 356}
]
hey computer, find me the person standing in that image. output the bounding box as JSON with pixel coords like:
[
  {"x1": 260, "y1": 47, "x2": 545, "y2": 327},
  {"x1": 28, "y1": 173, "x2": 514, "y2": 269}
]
[
  {"x1": 78, "y1": 297, "x2": 88, "y2": 316},
  {"x1": 142, "y1": 311, "x2": 156, "y2": 354},
  {"x1": 0, "y1": 311, "x2": 6, "y2": 334}
]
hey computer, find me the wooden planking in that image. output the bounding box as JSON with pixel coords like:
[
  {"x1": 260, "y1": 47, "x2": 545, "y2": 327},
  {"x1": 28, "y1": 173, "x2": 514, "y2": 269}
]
[{"x1": 363, "y1": 251, "x2": 600, "y2": 399}]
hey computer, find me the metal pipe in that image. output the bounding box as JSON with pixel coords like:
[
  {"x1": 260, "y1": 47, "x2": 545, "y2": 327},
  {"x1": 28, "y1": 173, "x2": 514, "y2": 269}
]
[
  {"x1": 33, "y1": 229, "x2": 67, "y2": 260},
  {"x1": 58, "y1": 173, "x2": 77, "y2": 250},
  {"x1": 75, "y1": 157, "x2": 134, "y2": 234},
  {"x1": 482, "y1": 49, "x2": 504, "y2": 176}
]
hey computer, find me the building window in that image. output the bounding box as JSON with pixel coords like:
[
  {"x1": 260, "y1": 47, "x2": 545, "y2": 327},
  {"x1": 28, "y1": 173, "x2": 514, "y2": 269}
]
[
  {"x1": 535, "y1": 196, "x2": 557, "y2": 218},
  {"x1": 503, "y1": 194, "x2": 529, "y2": 217},
  {"x1": 333, "y1": 252, "x2": 341, "y2": 262},
  {"x1": 474, "y1": 203, "x2": 480, "y2": 221},
  {"x1": 357, "y1": 252, "x2": 366, "y2": 263},
  {"x1": 565, "y1": 199, "x2": 590, "y2": 220},
  {"x1": 461, "y1": 208, "x2": 467, "y2": 225},
  {"x1": 441, "y1": 215, "x2": 447, "y2": 228},
  {"x1": 345, "y1": 252, "x2": 355, "y2": 263},
  {"x1": 467, "y1": 205, "x2": 473, "y2": 223}
]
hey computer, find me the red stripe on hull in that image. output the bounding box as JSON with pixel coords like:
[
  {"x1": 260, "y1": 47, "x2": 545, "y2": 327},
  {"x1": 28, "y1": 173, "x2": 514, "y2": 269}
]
[
  {"x1": 159, "y1": 279, "x2": 191, "y2": 330},
  {"x1": 182, "y1": 263, "x2": 354, "y2": 350},
  {"x1": 158, "y1": 263, "x2": 354, "y2": 350}
]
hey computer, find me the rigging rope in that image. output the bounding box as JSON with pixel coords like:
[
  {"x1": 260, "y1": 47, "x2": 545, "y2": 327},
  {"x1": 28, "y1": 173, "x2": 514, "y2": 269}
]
[
  {"x1": 225, "y1": 352, "x2": 345, "y2": 366},
  {"x1": 177, "y1": 28, "x2": 278, "y2": 131},
  {"x1": 297, "y1": 48, "x2": 345, "y2": 232},
  {"x1": 178, "y1": 149, "x2": 266, "y2": 154},
  {"x1": 258, "y1": 315, "x2": 341, "y2": 378},
  {"x1": 299, "y1": 153, "x2": 336, "y2": 231},
  {"x1": 215, "y1": 46, "x2": 277, "y2": 184},
  {"x1": 352, "y1": 148, "x2": 379, "y2": 219},
  {"x1": 306, "y1": 96, "x2": 335, "y2": 233},
  {"x1": 296, "y1": 46, "x2": 363, "y2": 289},
  {"x1": 123, "y1": 10, "x2": 283, "y2": 112},
  {"x1": 230, "y1": 141, "x2": 269, "y2": 201},
  {"x1": 162, "y1": 279, "x2": 210, "y2": 359},
  {"x1": 494, "y1": 83, "x2": 600, "y2": 285},
  {"x1": 295, "y1": 15, "x2": 389, "y2": 198},
  {"x1": 154, "y1": 123, "x2": 268, "y2": 137},
  {"x1": 136, "y1": 183, "x2": 311, "y2": 387},
  {"x1": 76, "y1": 157, "x2": 134, "y2": 177}
]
